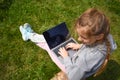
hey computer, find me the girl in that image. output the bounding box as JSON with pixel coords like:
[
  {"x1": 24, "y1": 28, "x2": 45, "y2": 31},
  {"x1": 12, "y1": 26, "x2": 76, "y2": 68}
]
[
  {"x1": 57, "y1": 8, "x2": 117, "y2": 80},
  {"x1": 19, "y1": 8, "x2": 117, "y2": 80}
]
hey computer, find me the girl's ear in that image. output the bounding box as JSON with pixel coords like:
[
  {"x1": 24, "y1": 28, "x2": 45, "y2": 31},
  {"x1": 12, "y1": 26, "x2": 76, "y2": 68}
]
[{"x1": 96, "y1": 34, "x2": 104, "y2": 40}]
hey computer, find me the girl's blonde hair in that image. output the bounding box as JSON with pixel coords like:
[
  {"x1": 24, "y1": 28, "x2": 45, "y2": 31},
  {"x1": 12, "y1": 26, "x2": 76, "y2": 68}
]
[{"x1": 75, "y1": 8, "x2": 110, "y2": 41}]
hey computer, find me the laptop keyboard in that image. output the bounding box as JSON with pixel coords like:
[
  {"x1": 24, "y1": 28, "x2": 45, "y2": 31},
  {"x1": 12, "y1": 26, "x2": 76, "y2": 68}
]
[{"x1": 52, "y1": 38, "x2": 77, "y2": 57}]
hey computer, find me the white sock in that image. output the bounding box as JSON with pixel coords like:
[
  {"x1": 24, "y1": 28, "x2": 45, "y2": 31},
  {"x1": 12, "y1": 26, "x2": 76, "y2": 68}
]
[{"x1": 29, "y1": 33, "x2": 46, "y2": 43}]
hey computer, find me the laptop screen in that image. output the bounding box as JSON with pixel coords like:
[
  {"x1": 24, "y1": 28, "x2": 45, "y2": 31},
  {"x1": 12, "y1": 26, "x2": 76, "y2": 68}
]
[{"x1": 43, "y1": 22, "x2": 69, "y2": 49}]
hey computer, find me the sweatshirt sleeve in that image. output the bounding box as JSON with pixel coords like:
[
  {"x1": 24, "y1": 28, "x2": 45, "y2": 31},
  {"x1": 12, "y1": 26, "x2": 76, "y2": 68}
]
[{"x1": 63, "y1": 56, "x2": 88, "y2": 80}]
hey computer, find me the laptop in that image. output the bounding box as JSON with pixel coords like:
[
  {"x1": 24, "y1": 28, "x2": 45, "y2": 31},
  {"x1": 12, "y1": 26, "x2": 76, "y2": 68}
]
[{"x1": 43, "y1": 22, "x2": 78, "y2": 57}]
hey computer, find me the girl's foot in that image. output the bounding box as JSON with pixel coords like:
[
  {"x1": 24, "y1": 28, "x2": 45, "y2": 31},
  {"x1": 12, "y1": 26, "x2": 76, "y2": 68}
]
[
  {"x1": 24, "y1": 23, "x2": 34, "y2": 33},
  {"x1": 19, "y1": 25, "x2": 30, "y2": 41}
]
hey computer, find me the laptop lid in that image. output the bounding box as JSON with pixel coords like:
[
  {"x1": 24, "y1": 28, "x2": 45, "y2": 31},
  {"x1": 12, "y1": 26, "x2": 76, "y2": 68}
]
[{"x1": 43, "y1": 22, "x2": 70, "y2": 49}]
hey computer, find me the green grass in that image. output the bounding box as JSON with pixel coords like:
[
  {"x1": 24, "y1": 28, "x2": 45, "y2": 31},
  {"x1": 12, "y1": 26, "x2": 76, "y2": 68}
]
[{"x1": 0, "y1": 0, "x2": 120, "y2": 80}]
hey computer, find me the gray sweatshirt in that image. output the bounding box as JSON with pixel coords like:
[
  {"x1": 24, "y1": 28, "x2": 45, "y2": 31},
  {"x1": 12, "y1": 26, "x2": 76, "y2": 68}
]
[
  {"x1": 64, "y1": 42, "x2": 107, "y2": 80},
  {"x1": 55, "y1": 34, "x2": 117, "y2": 80},
  {"x1": 63, "y1": 34, "x2": 117, "y2": 80}
]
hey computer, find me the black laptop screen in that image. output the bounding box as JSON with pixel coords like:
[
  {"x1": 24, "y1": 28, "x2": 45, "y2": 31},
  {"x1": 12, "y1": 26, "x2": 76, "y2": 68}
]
[{"x1": 43, "y1": 22, "x2": 69, "y2": 49}]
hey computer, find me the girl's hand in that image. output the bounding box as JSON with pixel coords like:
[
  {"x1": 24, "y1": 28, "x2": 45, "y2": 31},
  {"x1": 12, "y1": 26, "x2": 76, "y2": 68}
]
[
  {"x1": 66, "y1": 43, "x2": 82, "y2": 50},
  {"x1": 58, "y1": 47, "x2": 68, "y2": 58}
]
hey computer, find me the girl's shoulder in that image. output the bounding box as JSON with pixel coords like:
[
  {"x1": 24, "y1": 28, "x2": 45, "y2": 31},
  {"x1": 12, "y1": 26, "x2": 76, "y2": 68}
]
[{"x1": 84, "y1": 43, "x2": 107, "y2": 55}]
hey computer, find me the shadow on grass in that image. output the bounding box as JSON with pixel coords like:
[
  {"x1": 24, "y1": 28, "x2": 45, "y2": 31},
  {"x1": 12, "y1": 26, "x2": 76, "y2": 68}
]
[
  {"x1": 0, "y1": 0, "x2": 14, "y2": 22},
  {"x1": 88, "y1": 60, "x2": 120, "y2": 80}
]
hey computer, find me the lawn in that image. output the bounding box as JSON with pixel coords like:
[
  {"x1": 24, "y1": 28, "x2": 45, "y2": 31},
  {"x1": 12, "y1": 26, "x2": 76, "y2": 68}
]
[{"x1": 0, "y1": 0, "x2": 120, "y2": 80}]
